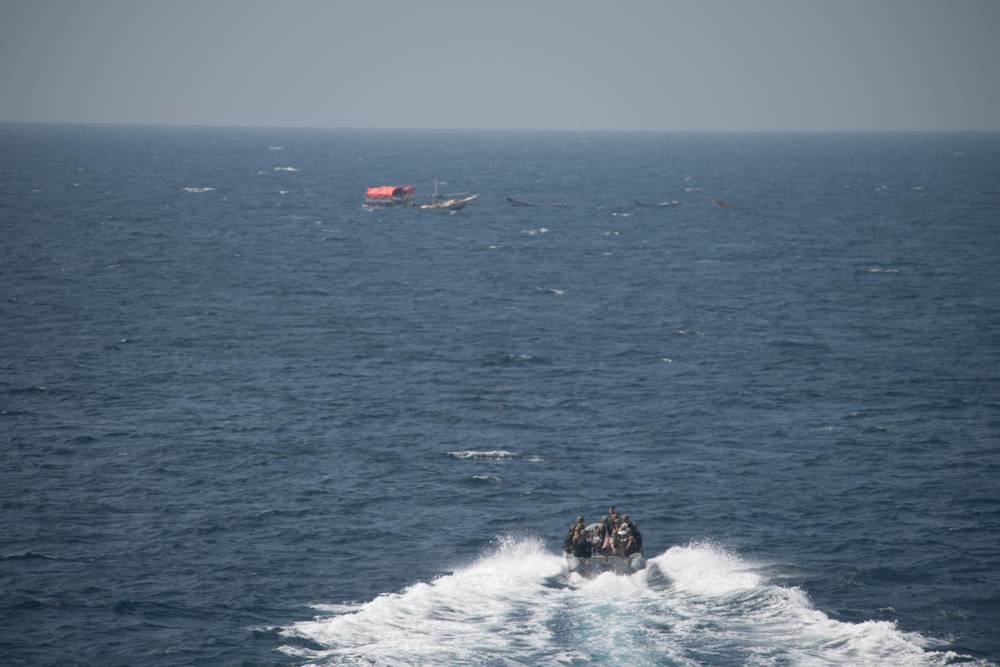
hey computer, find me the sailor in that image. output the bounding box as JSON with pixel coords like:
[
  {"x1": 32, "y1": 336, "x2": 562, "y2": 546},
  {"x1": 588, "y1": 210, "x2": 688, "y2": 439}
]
[
  {"x1": 595, "y1": 515, "x2": 614, "y2": 554},
  {"x1": 631, "y1": 522, "x2": 643, "y2": 554},
  {"x1": 563, "y1": 516, "x2": 585, "y2": 553},
  {"x1": 618, "y1": 523, "x2": 636, "y2": 556},
  {"x1": 590, "y1": 526, "x2": 603, "y2": 551},
  {"x1": 572, "y1": 530, "x2": 593, "y2": 558},
  {"x1": 619, "y1": 514, "x2": 642, "y2": 555}
]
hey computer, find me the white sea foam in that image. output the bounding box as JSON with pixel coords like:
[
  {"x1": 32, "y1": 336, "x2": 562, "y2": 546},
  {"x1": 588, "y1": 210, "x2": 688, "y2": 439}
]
[
  {"x1": 471, "y1": 475, "x2": 503, "y2": 484},
  {"x1": 449, "y1": 450, "x2": 544, "y2": 464},
  {"x1": 447, "y1": 450, "x2": 533, "y2": 461},
  {"x1": 274, "y1": 167, "x2": 300, "y2": 172},
  {"x1": 281, "y1": 540, "x2": 971, "y2": 667},
  {"x1": 182, "y1": 187, "x2": 215, "y2": 193}
]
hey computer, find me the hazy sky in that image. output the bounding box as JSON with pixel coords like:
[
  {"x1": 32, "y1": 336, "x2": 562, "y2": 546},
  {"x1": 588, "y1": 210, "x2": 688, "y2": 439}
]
[{"x1": 3, "y1": 0, "x2": 999, "y2": 131}]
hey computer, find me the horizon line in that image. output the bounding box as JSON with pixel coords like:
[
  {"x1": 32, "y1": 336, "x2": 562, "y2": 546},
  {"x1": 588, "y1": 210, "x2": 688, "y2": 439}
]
[{"x1": 3, "y1": 119, "x2": 999, "y2": 134}]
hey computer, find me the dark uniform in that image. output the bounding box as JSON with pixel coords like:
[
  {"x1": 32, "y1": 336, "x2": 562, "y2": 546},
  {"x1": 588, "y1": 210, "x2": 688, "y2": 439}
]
[{"x1": 572, "y1": 533, "x2": 593, "y2": 558}]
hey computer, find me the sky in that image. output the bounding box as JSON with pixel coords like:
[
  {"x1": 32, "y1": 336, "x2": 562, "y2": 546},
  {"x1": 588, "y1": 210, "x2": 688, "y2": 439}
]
[{"x1": 2, "y1": 0, "x2": 999, "y2": 132}]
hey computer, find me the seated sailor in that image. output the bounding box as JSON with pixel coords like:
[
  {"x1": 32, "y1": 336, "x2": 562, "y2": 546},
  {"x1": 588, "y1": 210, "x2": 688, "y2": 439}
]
[
  {"x1": 571, "y1": 530, "x2": 593, "y2": 558},
  {"x1": 623, "y1": 516, "x2": 642, "y2": 555},
  {"x1": 592, "y1": 516, "x2": 613, "y2": 555},
  {"x1": 563, "y1": 516, "x2": 585, "y2": 553}
]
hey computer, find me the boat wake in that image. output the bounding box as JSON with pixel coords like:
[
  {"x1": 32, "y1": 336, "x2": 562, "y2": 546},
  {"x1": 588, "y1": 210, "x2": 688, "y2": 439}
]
[{"x1": 279, "y1": 538, "x2": 980, "y2": 666}]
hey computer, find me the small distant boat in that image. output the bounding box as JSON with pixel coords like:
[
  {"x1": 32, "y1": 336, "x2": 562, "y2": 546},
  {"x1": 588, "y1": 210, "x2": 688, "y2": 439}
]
[
  {"x1": 505, "y1": 196, "x2": 567, "y2": 208},
  {"x1": 421, "y1": 194, "x2": 478, "y2": 211},
  {"x1": 362, "y1": 185, "x2": 416, "y2": 209},
  {"x1": 422, "y1": 179, "x2": 477, "y2": 212},
  {"x1": 563, "y1": 517, "x2": 645, "y2": 577},
  {"x1": 362, "y1": 181, "x2": 476, "y2": 211}
]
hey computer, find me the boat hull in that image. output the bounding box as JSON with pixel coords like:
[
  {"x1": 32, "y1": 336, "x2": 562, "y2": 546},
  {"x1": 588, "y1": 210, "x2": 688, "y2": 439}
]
[
  {"x1": 362, "y1": 198, "x2": 415, "y2": 209},
  {"x1": 421, "y1": 194, "x2": 478, "y2": 211},
  {"x1": 566, "y1": 552, "x2": 645, "y2": 576}
]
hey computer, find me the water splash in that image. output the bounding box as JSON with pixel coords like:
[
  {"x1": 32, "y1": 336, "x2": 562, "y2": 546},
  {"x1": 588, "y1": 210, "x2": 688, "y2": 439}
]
[{"x1": 280, "y1": 539, "x2": 977, "y2": 666}]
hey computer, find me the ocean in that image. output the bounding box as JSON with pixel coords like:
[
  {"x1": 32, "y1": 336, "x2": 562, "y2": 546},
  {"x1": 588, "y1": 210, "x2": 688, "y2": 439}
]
[{"x1": 1, "y1": 123, "x2": 998, "y2": 666}]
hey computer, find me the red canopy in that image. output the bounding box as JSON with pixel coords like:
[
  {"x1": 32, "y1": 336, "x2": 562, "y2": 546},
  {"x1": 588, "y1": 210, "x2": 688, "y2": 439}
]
[{"x1": 365, "y1": 186, "x2": 414, "y2": 199}]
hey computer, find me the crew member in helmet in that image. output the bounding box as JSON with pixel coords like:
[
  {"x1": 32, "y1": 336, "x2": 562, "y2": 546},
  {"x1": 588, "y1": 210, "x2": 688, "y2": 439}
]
[{"x1": 563, "y1": 516, "x2": 585, "y2": 553}]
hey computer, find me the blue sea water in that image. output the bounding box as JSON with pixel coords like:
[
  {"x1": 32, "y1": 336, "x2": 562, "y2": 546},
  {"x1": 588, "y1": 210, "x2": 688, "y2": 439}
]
[{"x1": 1, "y1": 123, "x2": 998, "y2": 666}]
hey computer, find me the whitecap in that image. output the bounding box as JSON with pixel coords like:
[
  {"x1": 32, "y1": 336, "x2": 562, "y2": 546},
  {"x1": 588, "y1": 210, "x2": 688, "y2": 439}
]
[
  {"x1": 447, "y1": 450, "x2": 521, "y2": 461},
  {"x1": 280, "y1": 539, "x2": 962, "y2": 666},
  {"x1": 182, "y1": 187, "x2": 215, "y2": 193},
  {"x1": 274, "y1": 167, "x2": 300, "y2": 172},
  {"x1": 470, "y1": 475, "x2": 504, "y2": 485}
]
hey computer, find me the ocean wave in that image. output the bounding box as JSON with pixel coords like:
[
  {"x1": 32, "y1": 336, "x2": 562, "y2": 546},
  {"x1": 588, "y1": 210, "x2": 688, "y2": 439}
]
[
  {"x1": 280, "y1": 539, "x2": 979, "y2": 667},
  {"x1": 1, "y1": 551, "x2": 59, "y2": 561},
  {"x1": 447, "y1": 450, "x2": 542, "y2": 462},
  {"x1": 468, "y1": 475, "x2": 504, "y2": 485},
  {"x1": 182, "y1": 187, "x2": 215, "y2": 193}
]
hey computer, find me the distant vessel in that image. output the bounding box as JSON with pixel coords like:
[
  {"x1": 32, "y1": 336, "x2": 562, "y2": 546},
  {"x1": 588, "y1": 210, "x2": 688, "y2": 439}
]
[
  {"x1": 363, "y1": 181, "x2": 477, "y2": 211},
  {"x1": 421, "y1": 194, "x2": 478, "y2": 211},
  {"x1": 564, "y1": 517, "x2": 645, "y2": 577},
  {"x1": 421, "y1": 179, "x2": 477, "y2": 212},
  {"x1": 362, "y1": 185, "x2": 416, "y2": 209}
]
